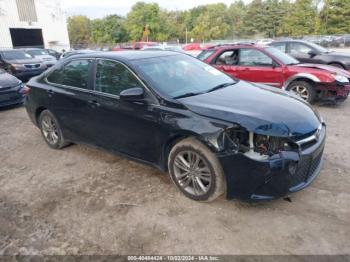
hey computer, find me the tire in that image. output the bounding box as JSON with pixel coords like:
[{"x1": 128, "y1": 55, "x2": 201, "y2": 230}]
[
  {"x1": 168, "y1": 137, "x2": 226, "y2": 202},
  {"x1": 39, "y1": 110, "x2": 69, "y2": 149},
  {"x1": 329, "y1": 63, "x2": 345, "y2": 69},
  {"x1": 287, "y1": 80, "x2": 316, "y2": 103}
]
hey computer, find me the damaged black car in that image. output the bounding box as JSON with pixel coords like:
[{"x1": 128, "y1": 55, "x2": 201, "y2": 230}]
[{"x1": 25, "y1": 51, "x2": 326, "y2": 202}]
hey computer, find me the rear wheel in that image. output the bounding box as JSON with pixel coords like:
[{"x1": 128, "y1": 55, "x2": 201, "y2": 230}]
[
  {"x1": 39, "y1": 110, "x2": 68, "y2": 149},
  {"x1": 287, "y1": 81, "x2": 316, "y2": 103},
  {"x1": 168, "y1": 137, "x2": 225, "y2": 202}
]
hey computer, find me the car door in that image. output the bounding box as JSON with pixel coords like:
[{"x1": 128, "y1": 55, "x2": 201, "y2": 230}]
[
  {"x1": 86, "y1": 58, "x2": 162, "y2": 163},
  {"x1": 288, "y1": 42, "x2": 323, "y2": 64},
  {"x1": 235, "y1": 48, "x2": 284, "y2": 88},
  {"x1": 45, "y1": 58, "x2": 98, "y2": 142}
]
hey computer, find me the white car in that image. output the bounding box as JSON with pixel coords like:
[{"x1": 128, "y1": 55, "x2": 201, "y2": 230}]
[
  {"x1": 24, "y1": 48, "x2": 57, "y2": 67},
  {"x1": 256, "y1": 39, "x2": 274, "y2": 46}
]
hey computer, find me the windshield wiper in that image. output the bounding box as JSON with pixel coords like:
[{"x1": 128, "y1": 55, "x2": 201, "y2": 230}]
[
  {"x1": 174, "y1": 92, "x2": 204, "y2": 99},
  {"x1": 206, "y1": 82, "x2": 236, "y2": 93}
]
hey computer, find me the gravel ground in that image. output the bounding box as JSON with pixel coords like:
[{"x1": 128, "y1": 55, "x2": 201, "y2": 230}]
[{"x1": 0, "y1": 101, "x2": 349, "y2": 256}]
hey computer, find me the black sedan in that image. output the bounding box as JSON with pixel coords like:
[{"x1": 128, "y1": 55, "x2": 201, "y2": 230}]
[
  {"x1": 25, "y1": 51, "x2": 326, "y2": 202},
  {"x1": 0, "y1": 69, "x2": 26, "y2": 107},
  {"x1": 270, "y1": 40, "x2": 350, "y2": 70}
]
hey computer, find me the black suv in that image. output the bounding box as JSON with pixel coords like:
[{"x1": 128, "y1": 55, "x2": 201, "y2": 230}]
[
  {"x1": 269, "y1": 40, "x2": 350, "y2": 70},
  {"x1": 0, "y1": 49, "x2": 47, "y2": 80}
]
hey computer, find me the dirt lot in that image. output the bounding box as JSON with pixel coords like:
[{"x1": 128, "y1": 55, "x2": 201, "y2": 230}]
[{"x1": 0, "y1": 101, "x2": 349, "y2": 256}]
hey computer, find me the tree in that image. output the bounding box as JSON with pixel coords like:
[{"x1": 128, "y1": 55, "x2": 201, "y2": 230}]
[
  {"x1": 227, "y1": 0, "x2": 248, "y2": 38},
  {"x1": 125, "y1": 2, "x2": 165, "y2": 41},
  {"x1": 320, "y1": 0, "x2": 350, "y2": 34},
  {"x1": 67, "y1": 15, "x2": 91, "y2": 47},
  {"x1": 91, "y1": 15, "x2": 128, "y2": 44},
  {"x1": 280, "y1": 0, "x2": 318, "y2": 37},
  {"x1": 191, "y1": 4, "x2": 230, "y2": 41}
]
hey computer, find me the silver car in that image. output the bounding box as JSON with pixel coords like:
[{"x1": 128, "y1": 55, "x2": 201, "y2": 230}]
[{"x1": 23, "y1": 48, "x2": 57, "y2": 67}]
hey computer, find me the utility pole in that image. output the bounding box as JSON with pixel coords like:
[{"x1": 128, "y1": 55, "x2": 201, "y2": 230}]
[{"x1": 186, "y1": 27, "x2": 188, "y2": 44}]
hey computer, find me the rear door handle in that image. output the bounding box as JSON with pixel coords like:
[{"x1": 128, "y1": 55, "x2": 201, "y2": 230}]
[{"x1": 88, "y1": 100, "x2": 101, "y2": 107}]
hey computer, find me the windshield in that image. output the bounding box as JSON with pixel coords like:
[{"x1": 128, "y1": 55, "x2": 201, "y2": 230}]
[
  {"x1": 197, "y1": 50, "x2": 215, "y2": 61},
  {"x1": 2, "y1": 50, "x2": 33, "y2": 60},
  {"x1": 133, "y1": 54, "x2": 236, "y2": 98},
  {"x1": 26, "y1": 49, "x2": 48, "y2": 56},
  {"x1": 306, "y1": 42, "x2": 329, "y2": 53},
  {"x1": 266, "y1": 47, "x2": 299, "y2": 65}
]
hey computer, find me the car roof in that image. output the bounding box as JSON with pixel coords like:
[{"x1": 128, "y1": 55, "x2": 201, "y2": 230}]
[
  {"x1": 272, "y1": 40, "x2": 307, "y2": 44},
  {"x1": 69, "y1": 51, "x2": 179, "y2": 62},
  {"x1": 0, "y1": 49, "x2": 27, "y2": 52},
  {"x1": 208, "y1": 44, "x2": 266, "y2": 51}
]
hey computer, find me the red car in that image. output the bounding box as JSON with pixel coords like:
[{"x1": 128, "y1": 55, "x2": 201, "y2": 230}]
[{"x1": 198, "y1": 44, "x2": 350, "y2": 103}]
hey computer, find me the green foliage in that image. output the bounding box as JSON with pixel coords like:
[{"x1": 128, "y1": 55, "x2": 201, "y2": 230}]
[
  {"x1": 67, "y1": 15, "x2": 91, "y2": 46},
  {"x1": 280, "y1": 0, "x2": 318, "y2": 36},
  {"x1": 320, "y1": 0, "x2": 350, "y2": 34},
  {"x1": 67, "y1": 0, "x2": 350, "y2": 45}
]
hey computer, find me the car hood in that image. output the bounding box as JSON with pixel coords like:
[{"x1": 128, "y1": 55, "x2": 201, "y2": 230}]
[
  {"x1": 34, "y1": 55, "x2": 56, "y2": 60},
  {"x1": 0, "y1": 71, "x2": 21, "y2": 88},
  {"x1": 178, "y1": 81, "x2": 321, "y2": 138},
  {"x1": 295, "y1": 63, "x2": 350, "y2": 78},
  {"x1": 5, "y1": 58, "x2": 42, "y2": 64}
]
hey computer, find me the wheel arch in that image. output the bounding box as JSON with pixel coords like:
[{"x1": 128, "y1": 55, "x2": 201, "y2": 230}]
[
  {"x1": 35, "y1": 106, "x2": 47, "y2": 125},
  {"x1": 285, "y1": 74, "x2": 319, "y2": 90},
  {"x1": 327, "y1": 61, "x2": 346, "y2": 69},
  {"x1": 161, "y1": 132, "x2": 208, "y2": 171}
]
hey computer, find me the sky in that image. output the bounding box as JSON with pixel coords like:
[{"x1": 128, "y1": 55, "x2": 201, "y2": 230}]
[{"x1": 62, "y1": 0, "x2": 250, "y2": 19}]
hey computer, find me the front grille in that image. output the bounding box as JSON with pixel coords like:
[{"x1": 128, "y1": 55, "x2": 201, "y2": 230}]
[
  {"x1": 290, "y1": 149, "x2": 323, "y2": 188},
  {"x1": 24, "y1": 64, "x2": 40, "y2": 69}
]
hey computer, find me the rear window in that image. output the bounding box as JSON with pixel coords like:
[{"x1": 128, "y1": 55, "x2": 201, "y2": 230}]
[
  {"x1": 197, "y1": 50, "x2": 215, "y2": 61},
  {"x1": 47, "y1": 59, "x2": 92, "y2": 89}
]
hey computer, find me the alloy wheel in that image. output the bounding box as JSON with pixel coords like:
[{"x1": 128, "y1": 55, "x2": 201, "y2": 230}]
[
  {"x1": 290, "y1": 85, "x2": 309, "y2": 101},
  {"x1": 41, "y1": 115, "x2": 59, "y2": 145},
  {"x1": 173, "y1": 150, "x2": 212, "y2": 196}
]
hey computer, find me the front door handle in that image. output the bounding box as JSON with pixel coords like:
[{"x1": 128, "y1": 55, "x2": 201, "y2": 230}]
[{"x1": 88, "y1": 100, "x2": 101, "y2": 107}]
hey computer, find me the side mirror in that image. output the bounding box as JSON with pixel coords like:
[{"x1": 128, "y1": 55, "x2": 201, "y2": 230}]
[
  {"x1": 308, "y1": 50, "x2": 317, "y2": 57},
  {"x1": 120, "y1": 87, "x2": 144, "y2": 101}
]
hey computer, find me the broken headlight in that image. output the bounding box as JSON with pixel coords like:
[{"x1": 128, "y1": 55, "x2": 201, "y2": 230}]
[{"x1": 225, "y1": 128, "x2": 295, "y2": 157}]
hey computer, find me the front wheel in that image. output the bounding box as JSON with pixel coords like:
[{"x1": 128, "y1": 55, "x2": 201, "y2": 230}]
[
  {"x1": 168, "y1": 137, "x2": 226, "y2": 202},
  {"x1": 287, "y1": 81, "x2": 316, "y2": 103},
  {"x1": 39, "y1": 110, "x2": 69, "y2": 149}
]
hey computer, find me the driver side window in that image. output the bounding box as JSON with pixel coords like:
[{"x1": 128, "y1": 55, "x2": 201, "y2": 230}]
[
  {"x1": 290, "y1": 43, "x2": 312, "y2": 55},
  {"x1": 239, "y1": 49, "x2": 273, "y2": 66},
  {"x1": 215, "y1": 50, "x2": 239, "y2": 65},
  {"x1": 95, "y1": 60, "x2": 141, "y2": 96}
]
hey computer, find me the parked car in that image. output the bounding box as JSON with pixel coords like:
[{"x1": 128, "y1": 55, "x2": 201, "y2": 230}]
[
  {"x1": 0, "y1": 49, "x2": 47, "y2": 80},
  {"x1": 256, "y1": 38, "x2": 274, "y2": 45},
  {"x1": 0, "y1": 68, "x2": 27, "y2": 107},
  {"x1": 23, "y1": 48, "x2": 57, "y2": 68},
  {"x1": 198, "y1": 44, "x2": 350, "y2": 103},
  {"x1": 25, "y1": 51, "x2": 325, "y2": 202},
  {"x1": 142, "y1": 45, "x2": 184, "y2": 53},
  {"x1": 269, "y1": 40, "x2": 350, "y2": 70},
  {"x1": 45, "y1": 49, "x2": 61, "y2": 60}
]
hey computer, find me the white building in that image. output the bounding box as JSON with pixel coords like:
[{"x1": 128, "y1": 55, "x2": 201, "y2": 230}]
[{"x1": 0, "y1": 0, "x2": 70, "y2": 51}]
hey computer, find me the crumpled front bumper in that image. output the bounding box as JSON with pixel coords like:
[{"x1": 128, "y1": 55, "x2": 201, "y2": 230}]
[
  {"x1": 316, "y1": 83, "x2": 350, "y2": 101},
  {"x1": 217, "y1": 125, "x2": 326, "y2": 201}
]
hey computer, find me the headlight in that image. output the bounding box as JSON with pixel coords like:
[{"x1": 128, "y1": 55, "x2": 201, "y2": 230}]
[
  {"x1": 333, "y1": 74, "x2": 349, "y2": 83},
  {"x1": 11, "y1": 64, "x2": 24, "y2": 69}
]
